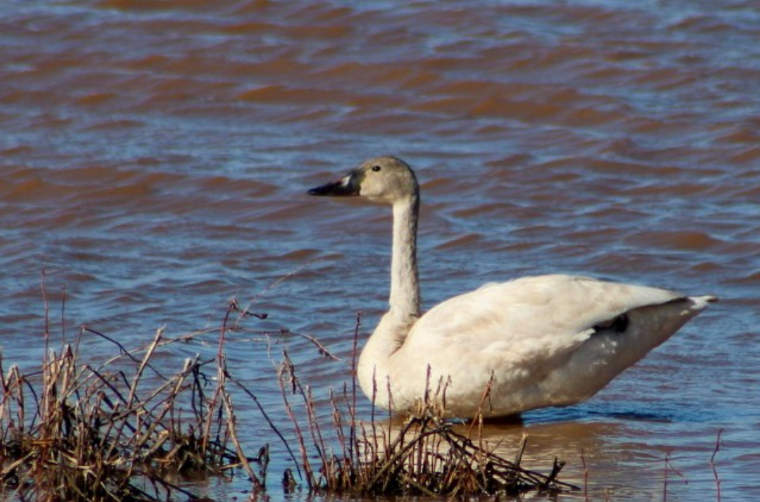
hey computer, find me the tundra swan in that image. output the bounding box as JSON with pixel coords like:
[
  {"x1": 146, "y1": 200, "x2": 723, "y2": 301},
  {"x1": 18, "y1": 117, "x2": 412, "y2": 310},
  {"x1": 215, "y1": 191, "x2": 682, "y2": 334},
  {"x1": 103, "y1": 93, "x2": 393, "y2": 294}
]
[{"x1": 308, "y1": 156, "x2": 716, "y2": 418}]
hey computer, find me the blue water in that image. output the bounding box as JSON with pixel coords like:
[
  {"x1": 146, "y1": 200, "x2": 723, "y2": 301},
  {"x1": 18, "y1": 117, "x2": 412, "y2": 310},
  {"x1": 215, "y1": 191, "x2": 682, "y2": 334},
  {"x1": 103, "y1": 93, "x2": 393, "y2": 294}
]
[{"x1": 1, "y1": 0, "x2": 759, "y2": 500}]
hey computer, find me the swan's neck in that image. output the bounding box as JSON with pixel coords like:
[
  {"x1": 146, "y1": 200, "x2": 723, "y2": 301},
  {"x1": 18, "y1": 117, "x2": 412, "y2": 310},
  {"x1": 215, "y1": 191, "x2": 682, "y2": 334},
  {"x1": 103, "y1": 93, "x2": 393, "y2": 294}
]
[
  {"x1": 357, "y1": 195, "x2": 421, "y2": 404},
  {"x1": 389, "y1": 195, "x2": 421, "y2": 323}
]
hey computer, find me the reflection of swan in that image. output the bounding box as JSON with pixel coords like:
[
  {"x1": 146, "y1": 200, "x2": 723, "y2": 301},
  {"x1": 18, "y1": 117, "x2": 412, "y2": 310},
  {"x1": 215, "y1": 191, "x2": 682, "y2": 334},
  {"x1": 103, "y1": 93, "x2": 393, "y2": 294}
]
[{"x1": 309, "y1": 156, "x2": 716, "y2": 418}]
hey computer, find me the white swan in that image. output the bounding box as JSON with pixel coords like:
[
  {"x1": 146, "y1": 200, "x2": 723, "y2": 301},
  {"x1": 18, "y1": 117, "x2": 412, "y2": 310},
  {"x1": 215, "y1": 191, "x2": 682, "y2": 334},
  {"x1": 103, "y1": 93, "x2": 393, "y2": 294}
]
[{"x1": 308, "y1": 156, "x2": 716, "y2": 419}]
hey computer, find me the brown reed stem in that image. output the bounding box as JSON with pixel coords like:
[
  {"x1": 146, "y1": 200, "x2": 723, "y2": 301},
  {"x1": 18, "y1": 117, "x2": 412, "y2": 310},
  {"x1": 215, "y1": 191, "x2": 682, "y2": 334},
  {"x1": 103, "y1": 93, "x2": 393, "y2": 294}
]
[
  {"x1": 278, "y1": 350, "x2": 316, "y2": 489},
  {"x1": 221, "y1": 383, "x2": 264, "y2": 491},
  {"x1": 710, "y1": 428, "x2": 724, "y2": 502},
  {"x1": 41, "y1": 270, "x2": 50, "y2": 366},
  {"x1": 227, "y1": 374, "x2": 302, "y2": 479},
  {"x1": 348, "y1": 312, "x2": 362, "y2": 464}
]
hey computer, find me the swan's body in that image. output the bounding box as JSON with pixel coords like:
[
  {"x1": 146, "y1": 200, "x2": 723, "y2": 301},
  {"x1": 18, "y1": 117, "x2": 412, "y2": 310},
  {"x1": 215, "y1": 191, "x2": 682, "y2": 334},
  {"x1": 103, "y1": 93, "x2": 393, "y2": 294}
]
[{"x1": 309, "y1": 156, "x2": 716, "y2": 418}]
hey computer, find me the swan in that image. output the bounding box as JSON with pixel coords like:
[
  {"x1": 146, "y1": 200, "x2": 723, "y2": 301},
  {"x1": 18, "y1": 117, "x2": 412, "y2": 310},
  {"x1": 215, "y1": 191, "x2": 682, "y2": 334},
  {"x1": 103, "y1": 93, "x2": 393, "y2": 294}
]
[{"x1": 308, "y1": 156, "x2": 716, "y2": 418}]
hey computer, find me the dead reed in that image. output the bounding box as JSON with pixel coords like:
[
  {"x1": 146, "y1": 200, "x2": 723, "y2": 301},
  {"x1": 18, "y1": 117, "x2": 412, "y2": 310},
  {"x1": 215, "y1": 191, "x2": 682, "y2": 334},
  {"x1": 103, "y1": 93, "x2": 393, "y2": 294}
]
[
  {"x1": 1, "y1": 285, "x2": 578, "y2": 501},
  {"x1": 275, "y1": 313, "x2": 578, "y2": 498},
  {"x1": 0, "y1": 297, "x2": 273, "y2": 502}
]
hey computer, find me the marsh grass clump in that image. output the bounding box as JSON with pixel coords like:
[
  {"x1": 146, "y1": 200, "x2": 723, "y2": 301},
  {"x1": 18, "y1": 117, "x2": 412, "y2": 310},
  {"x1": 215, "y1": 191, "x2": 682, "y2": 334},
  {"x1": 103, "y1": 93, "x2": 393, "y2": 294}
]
[
  {"x1": 283, "y1": 387, "x2": 576, "y2": 498},
  {"x1": 1, "y1": 292, "x2": 578, "y2": 501},
  {"x1": 276, "y1": 315, "x2": 578, "y2": 499},
  {"x1": 0, "y1": 310, "x2": 267, "y2": 502}
]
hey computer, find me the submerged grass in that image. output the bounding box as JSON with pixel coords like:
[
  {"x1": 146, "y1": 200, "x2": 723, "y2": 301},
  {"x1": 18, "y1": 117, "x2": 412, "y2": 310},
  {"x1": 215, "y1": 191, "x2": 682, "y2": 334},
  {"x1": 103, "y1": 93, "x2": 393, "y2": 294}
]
[{"x1": 0, "y1": 284, "x2": 577, "y2": 501}]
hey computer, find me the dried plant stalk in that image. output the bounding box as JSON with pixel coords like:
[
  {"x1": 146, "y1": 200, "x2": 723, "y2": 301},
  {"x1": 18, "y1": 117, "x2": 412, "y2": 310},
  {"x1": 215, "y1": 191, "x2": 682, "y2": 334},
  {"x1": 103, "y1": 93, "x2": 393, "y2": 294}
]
[
  {"x1": 0, "y1": 306, "x2": 269, "y2": 502},
  {"x1": 3, "y1": 282, "x2": 582, "y2": 501},
  {"x1": 275, "y1": 344, "x2": 578, "y2": 499}
]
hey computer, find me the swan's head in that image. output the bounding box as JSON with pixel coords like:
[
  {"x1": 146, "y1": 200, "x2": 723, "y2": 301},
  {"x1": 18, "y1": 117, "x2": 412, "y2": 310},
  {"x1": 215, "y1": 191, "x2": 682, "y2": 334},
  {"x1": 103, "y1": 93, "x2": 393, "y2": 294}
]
[{"x1": 308, "y1": 156, "x2": 419, "y2": 204}]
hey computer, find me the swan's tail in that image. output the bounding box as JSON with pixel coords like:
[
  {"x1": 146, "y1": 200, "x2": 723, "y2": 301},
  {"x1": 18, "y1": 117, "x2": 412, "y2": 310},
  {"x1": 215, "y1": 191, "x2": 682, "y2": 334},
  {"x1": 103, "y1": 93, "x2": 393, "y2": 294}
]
[{"x1": 687, "y1": 295, "x2": 719, "y2": 311}]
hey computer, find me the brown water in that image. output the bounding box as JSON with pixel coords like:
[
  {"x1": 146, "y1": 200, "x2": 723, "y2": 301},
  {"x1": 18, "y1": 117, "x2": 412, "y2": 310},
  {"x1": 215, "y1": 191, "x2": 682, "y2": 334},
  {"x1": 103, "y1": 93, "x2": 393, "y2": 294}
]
[{"x1": 1, "y1": 0, "x2": 759, "y2": 500}]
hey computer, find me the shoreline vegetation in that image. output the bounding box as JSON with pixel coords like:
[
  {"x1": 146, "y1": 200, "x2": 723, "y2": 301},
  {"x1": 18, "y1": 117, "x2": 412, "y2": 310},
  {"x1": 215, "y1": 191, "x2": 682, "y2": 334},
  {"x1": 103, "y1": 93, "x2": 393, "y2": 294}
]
[{"x1": 0, "y1": 282, "x2": 577, "y2": 501}]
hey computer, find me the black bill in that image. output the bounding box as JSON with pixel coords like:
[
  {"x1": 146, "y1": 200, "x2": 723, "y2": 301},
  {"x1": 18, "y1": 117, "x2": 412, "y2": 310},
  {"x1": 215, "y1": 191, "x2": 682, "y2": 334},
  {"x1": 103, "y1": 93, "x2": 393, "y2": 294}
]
[{"x1": 308, "y1": 171, "x2": 361, "y2": 197}]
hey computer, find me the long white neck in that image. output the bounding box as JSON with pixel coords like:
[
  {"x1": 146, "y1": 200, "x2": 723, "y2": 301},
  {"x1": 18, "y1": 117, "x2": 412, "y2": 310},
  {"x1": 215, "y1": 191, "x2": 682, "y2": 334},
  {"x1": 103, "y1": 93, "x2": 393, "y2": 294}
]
[
  {"x1": 389, "y1": 195, "x2": 421, "y2": 322},
  {"x1": 357, "y1": 193, "x2": 421, "y2": 405}
]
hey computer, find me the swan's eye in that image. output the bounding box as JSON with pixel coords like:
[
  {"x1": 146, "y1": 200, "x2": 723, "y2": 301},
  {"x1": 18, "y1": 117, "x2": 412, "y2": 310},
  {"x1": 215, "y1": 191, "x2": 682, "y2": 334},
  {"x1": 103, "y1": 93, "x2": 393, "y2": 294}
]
[{"x1": 372, "y1": 165, "x2": 382, "y2": 172}]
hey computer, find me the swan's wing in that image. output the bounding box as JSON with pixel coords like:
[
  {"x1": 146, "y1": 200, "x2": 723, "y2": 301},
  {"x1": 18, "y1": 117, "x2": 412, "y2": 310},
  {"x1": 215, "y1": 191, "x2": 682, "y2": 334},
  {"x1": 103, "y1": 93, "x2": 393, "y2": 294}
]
[
  {"x1": 402, "y1": 274, "x2": 688, "y2": 379},
  {"x1": 395, "y1": 274, "x2": 714, "y2": 416},
  {"x1": 410, "y1": 274, "x2": 682, "y2": 345}
]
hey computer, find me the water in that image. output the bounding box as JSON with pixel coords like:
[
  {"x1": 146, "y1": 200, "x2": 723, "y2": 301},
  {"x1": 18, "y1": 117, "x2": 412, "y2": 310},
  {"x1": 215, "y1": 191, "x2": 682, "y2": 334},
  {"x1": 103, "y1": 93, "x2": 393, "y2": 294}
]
[{"x1": 1, "y1": 0, "x2": 758, "y2": 500}]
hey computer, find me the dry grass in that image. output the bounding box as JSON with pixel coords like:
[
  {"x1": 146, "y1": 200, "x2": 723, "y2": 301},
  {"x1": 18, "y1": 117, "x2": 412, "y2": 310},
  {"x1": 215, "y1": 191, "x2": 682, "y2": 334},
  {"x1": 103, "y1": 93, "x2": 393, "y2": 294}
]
[
  {"x1": 276, "y1": 313, "x2": 578, "y2": 498},
  {"x1": 0, "y1": 320, "x2": 267, "y2": 500},
  {"x1": 1, "y1": 286, "x2": 578, "y2": 501}
]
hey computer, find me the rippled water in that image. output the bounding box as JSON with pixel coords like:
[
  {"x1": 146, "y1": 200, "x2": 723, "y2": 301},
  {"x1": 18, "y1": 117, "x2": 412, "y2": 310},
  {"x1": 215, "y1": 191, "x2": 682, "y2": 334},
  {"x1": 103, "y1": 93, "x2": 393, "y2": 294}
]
[{"x1": 1, "y1": 0, "x2": 759, "y2": 500}]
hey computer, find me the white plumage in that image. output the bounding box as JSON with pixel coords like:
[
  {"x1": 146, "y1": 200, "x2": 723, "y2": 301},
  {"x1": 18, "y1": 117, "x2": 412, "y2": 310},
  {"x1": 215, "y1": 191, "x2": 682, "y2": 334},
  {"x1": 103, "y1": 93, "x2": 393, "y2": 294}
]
[{"x1": 309, "y1": 156, "x2": 716, "y2": 418}]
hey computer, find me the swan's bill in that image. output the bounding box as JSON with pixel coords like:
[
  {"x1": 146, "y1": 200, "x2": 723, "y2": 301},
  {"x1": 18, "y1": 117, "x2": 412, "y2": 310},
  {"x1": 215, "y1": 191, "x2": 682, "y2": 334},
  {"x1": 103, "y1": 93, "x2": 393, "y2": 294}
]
[{"x1": 308, "y1": 172, "x2": 360, "y2": 197}]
